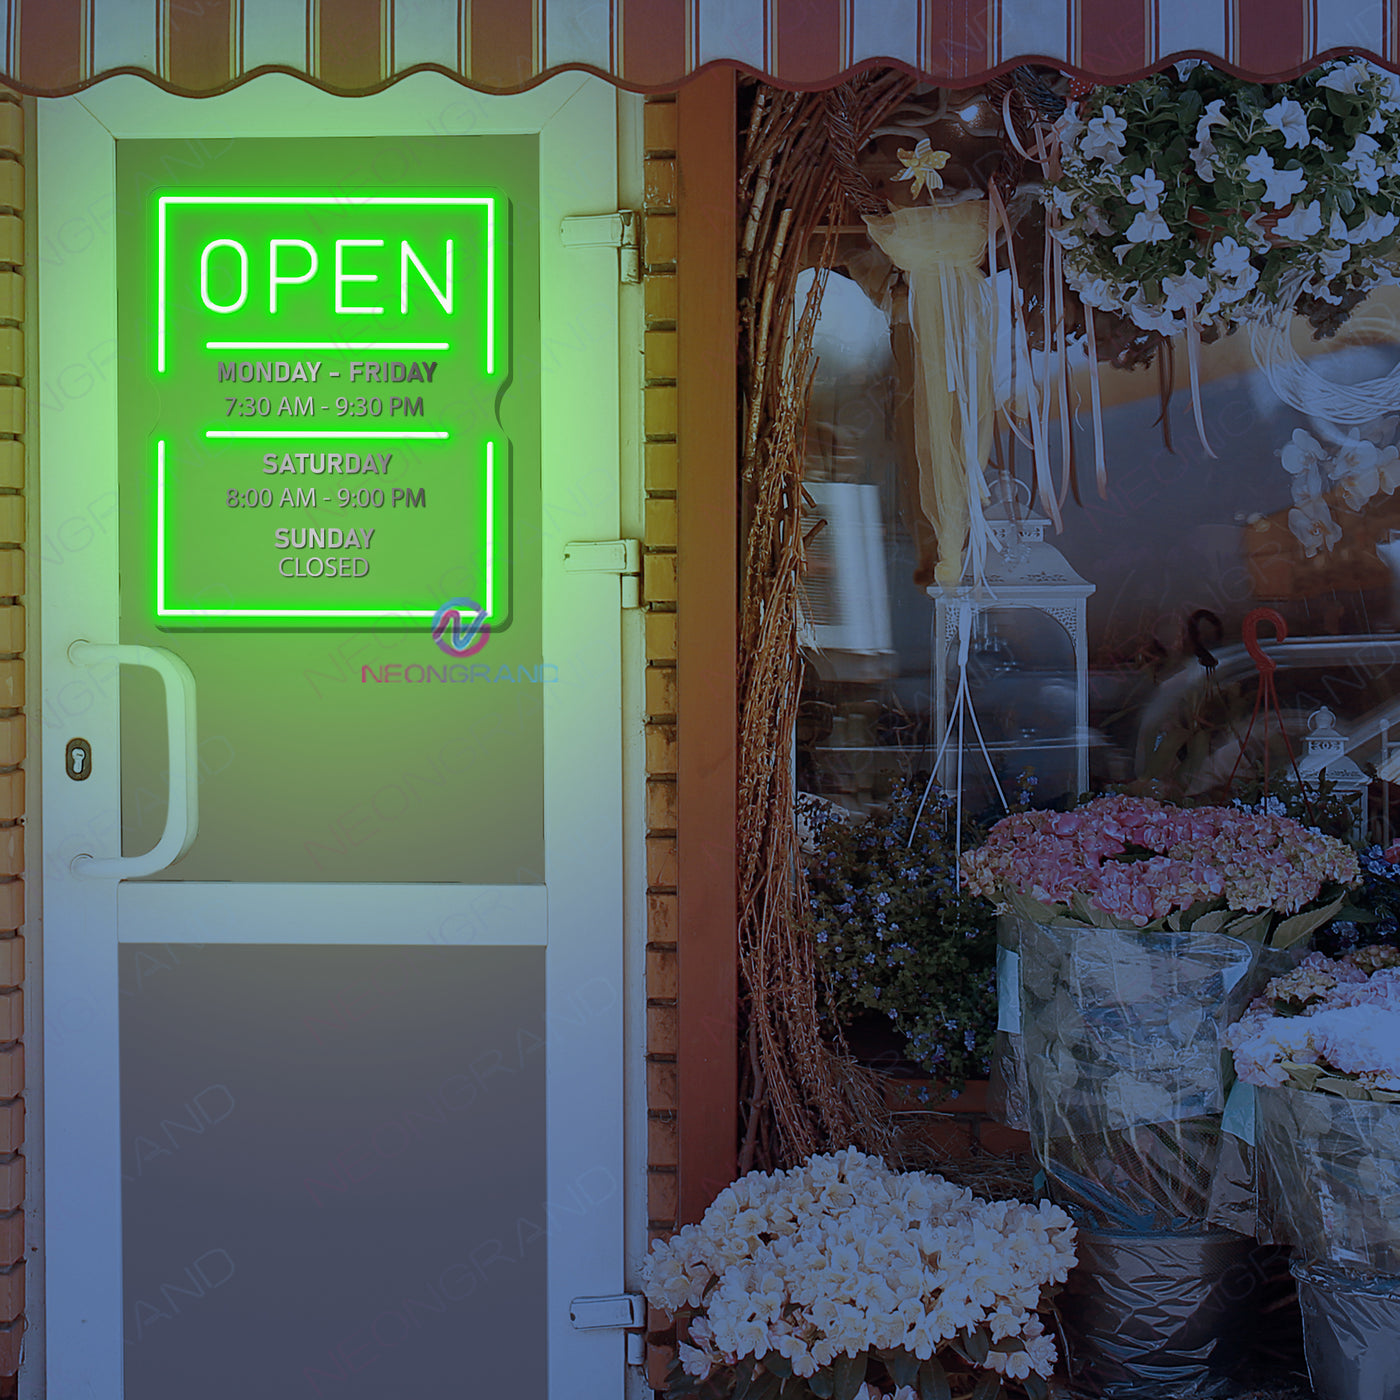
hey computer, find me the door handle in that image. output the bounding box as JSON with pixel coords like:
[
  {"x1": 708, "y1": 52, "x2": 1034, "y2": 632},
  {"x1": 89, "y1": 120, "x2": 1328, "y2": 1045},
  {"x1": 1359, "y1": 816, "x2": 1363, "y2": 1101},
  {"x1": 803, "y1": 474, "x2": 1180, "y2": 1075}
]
[{"x1": 67, "y1": 641, "x2": 199, "y2": 879}]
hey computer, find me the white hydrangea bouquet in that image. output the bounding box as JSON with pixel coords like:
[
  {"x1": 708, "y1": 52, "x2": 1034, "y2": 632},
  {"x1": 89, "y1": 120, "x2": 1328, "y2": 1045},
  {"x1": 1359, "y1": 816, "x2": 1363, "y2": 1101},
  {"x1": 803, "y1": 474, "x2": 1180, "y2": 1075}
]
[
  {"x1": 640, "y1": 1149, "x2": 1076, "y2": 1400},
  {"x1": 1048, "y1": 58, "x2": 1400, "y2": 339},
  {"x1": 1227, "y1": 947, "x2": 1400, "y2": 1273}
]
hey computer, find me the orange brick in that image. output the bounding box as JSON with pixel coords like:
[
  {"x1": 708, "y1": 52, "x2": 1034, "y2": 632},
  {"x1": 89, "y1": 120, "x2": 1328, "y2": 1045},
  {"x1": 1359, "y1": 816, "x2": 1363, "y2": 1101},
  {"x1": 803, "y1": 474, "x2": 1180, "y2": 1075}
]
[
  {"x1": 645, "y1": 722, "x2": 677, "y2": 774},
  {"x1": 644, "y1": 213, "x2": 677, "y2": 267},
  {"x1": 644, "y1": 329, "x2": 677, "y2": 382},
  {"x1": 0, "y1": 1262, "x2": 22, "y2": 1323},
  {"x1": 0, "y1": 1158, "x2": 22, "y2": 1213},
  {"x1": 647, "y1": 1303, "x2": 674, "y2": 1334},
  {"x1": 647, "y1": 891, "x2": 679, "y2": 942},
  {"x1": 644, "y1": 553, "x2": 677, "y2": 605},
  {"x1": 643, "y1": 383, "x2": 677, "y2": 438},
  {"x1": 647, "y1": 1342, "x2": 677, "y2": 1391},
  {"x1": 646, "y1": 778, "x2": 678, "y2": 830},
  {"x1": 645, "y1": 610, "x2": 676, "y2": 661},
  {"x1": 0, "y1": 776, "x2": 19, "y2": 823},
  {"x1": 646, "y1": 945, "x2": 678, "y2": 1000},
  {"x1": 648, "y1": 1169, "x2": 679, "y2": 1223},
  {"x1": 0, "y1": 833, "x2": 19, "y2": 880},
  {"x1": 644, "y1": 158, "x2": 676, "y2": 211},
  {"x1": 644, "y1": 497, "x2": 677, "y2": 548},
  {"x1": 0, "y1": 1048, "x2": 21, "y2": 1101},
  {"x1": 0, "y1": 1318, "x2": 20, "y2": 1372},
  {"x1": 648, "y1": 1115, "x2": 679, "y2": 1167},
  {"x1": 0, "y1": 108, "x2": 19, "y2": 160},
  {"x1": 0, "y1": 1101, "x2": 23, "y2": 1153},
  {"x1": 644, "y1": 274, "x2": 677, "y2": 325},
  {"x1": 643, "y1": 101, "x2": 677, "y2": 154},
  {"x1": 645, "y1": 440, "x2": 677, "y2": 491},
  {"x1": 0, "y1": 938, "x2": 19, "y2": 985},
  {"x1": 0, "y1": 1213, "x2": 19, "y2": 1267},
  {"x1": 647, "y1": 1059, "x2": 679, "y2": 1111},
  {"x1": 646, "y1": 835, "x2": 677, "y2": 889},
  {"x1": 0, "y1": 884, "x2": 20, "y2": 932},
  {"x1": 644, "y1": 665, "x2": 677, "y2": 720},
  {"x1": 647, "y1": 1002, "x2": 678, "y2": 1055},
  {"x1": 0, "y1": 993, "x2": 19, "y2": 1042}
]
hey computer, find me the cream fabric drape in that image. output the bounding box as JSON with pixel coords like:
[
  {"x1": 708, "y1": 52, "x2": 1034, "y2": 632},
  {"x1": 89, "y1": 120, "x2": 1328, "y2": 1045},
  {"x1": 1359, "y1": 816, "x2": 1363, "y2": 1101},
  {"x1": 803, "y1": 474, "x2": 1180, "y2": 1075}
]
[{"x1": 864, "y1": 201, "x2": 994, "y2": 586}]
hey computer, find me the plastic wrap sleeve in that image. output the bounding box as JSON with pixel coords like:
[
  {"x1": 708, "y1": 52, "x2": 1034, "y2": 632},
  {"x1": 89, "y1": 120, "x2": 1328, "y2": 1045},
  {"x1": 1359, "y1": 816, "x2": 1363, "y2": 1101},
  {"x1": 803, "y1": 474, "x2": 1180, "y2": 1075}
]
[{"x1": 1292, "y1": 1262, "x2": 1400, "y2": 1400}]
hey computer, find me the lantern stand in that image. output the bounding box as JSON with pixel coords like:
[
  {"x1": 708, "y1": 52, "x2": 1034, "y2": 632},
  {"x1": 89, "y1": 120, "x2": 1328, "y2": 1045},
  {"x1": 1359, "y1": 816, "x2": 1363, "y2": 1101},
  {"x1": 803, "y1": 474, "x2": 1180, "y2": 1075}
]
[
  {"x1": 930, "y1": 479, "x2": 1095, "y2": 797},
  {"x1": 1297, "y1": 705, "x2": 1370, "y2": 843}
]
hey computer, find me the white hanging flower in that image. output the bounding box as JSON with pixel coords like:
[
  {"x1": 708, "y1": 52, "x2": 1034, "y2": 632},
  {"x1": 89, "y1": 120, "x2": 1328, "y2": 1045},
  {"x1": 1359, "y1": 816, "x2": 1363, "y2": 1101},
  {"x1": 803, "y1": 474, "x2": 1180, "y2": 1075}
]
[
  {"x1": 1125, "y1": 291, "x2": 1183, "y2": 334},
  {"x1": 1161, "y1": 269, "x2": 1210, "y2": 312},
  {"x1": 1195, "y1": 98, "x2": 1229, "y2": 145},
  {"x1": 1191, "y1": 143, "x2": 1218, "y2": 180},
  {"x1": 1263, "y1": 98, "x2": 1310, "y2": 148},
  {"x1": 1319, "y1": 59, "x2": 1372, "y2": 96},
  {"x1": 1126, "y1": 167, "x2": 1166, "y2": 211},
  {"x1": 1347, "y1": 209, "x2": 1400, "y2": 245},
  {"x1": 1328, "y1": 432, "x2": 1383, "y2": 509},
  {"x1": 1288, "y1": 498, "x2": 1342, "y2": 556},
  {"x1": 1281, "y1": 428, "x2": 1329, "y2": 503},
  {"x1": 1243, "y1": 151, "x2": 1308, "y2": 207},
  {"x1": 1054, "y1": 105, "x2": 1086, "y2": 150},
  {"x1": 1049, "y1": 185, "x2": 1078, "y2": 219},
  {"x1": 1124, "y1": 208, "x2": 1171, "y2": 244},
  {"x1": 1329, "y1": 208, "x2": 1350, "y2": 241},
  {"x1": 1271, "y1": 200, "x2": 1324, "y2": 242},
  {"x1": 1080, "y1": 104, "x2": 1128, "y2": 163},
  {"x1": 1210, "y1": 236, "x2": 1254, "y2": 280}
]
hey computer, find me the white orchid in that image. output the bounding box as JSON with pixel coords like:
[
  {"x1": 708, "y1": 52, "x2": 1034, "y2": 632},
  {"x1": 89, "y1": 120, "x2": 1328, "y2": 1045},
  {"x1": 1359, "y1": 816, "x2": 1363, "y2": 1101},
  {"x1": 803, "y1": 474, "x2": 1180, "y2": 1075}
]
[
  {"x1": 1271, "y1": 199, "x2": 1323, "y2": 242},
  {"x1": 1243, "y1": 151, "x2": 1309, "y2": 207},
  {"x1": 1281, "y1": 428, "x2": 1329, "y2": 502},
  {"x1": 1079, "y1": 104, "x2": 1128, "y2": 163},
  {"x1": 1126, "y1": 167, "x2": 1166, "y2": 210},
  {"x1": 1328, "y1": 434, "x2": 1382, "y2": 510},
  {"x1": 1264, "y1": 98, "x2": 1310, "y2": 148},
  {"x1": 1289, "y1": 497, "x2": 1342, "y2": 556}
]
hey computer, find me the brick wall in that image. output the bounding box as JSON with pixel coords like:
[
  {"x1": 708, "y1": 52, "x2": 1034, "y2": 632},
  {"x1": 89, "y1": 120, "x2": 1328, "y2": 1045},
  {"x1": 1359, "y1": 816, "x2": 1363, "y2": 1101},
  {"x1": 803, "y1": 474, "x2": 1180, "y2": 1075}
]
[{"x1": 0, "y1": 88, "x2": 24, "y2": 1386}]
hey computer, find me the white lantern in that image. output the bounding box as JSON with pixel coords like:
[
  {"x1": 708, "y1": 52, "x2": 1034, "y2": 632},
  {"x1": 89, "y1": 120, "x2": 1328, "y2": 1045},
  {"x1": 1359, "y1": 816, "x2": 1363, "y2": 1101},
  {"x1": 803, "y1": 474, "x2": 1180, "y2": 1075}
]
[
  {"x1": 1297, "y1": 705, "x2": 1369, "y2": 840},
  {"x1": 930, "y1": 480, "x2": 1096, "y2": 798}
]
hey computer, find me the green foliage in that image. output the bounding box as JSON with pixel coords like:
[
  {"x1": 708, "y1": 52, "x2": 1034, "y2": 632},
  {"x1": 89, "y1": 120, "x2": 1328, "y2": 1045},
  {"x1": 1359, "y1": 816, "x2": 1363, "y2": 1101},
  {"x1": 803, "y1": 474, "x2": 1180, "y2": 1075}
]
[{"x1": 801, "y1": 778, "x2": 998, "y2": 1089}]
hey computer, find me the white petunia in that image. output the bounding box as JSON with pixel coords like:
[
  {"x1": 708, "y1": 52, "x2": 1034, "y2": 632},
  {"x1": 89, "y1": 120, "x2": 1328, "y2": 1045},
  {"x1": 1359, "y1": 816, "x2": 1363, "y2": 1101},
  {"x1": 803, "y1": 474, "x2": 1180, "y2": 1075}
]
[
  {"x1": 1348, "y1": 208, "x2": 1399, "y2": 245},
  {"x1": 1195, "y1": 98, "x2": 1228, "y2": 144},
  {"x1": 1160, "y1": 269, "x2": 1209, "y2": 312},
  {"x1": 1079, "y1": 104, "x2": 1128, "y2": 163},
  {"x1": 1263, "y1": 98, "x2": 1310, "y2": 148},
  {"x1": 1319, "y1": 59, "x2": 1371, "y2": 96},
  {"x1": 1126, "y1": 167, "x2": 1166, "y2": 211},
  {"x1": 1210, "y1": 236, "x2": 1254, "y2": 280},
  {"x1": 1124, "y1": 292, "x2": 1183, "y2": 335},
  {"x1": 1243, "y1": 151, "x2": 1308, "y2": 207},
  {"x1": 1330, "y1": 208, "x2": 1350, "y2": 241},
  {"x1": 1049, "y1": 184, "x2": 1077, "y2": 219},
  {"x1": 1124, "y1": 208, "x2": 1170, "y2": 243},
  {"x1": 1271, "y1": 199, "x2": 1324, "y2": 242}
]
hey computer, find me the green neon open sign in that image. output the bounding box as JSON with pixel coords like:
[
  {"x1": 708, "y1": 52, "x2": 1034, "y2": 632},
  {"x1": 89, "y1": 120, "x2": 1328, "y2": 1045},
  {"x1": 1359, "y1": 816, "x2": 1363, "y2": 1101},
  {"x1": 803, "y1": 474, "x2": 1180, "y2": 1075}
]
[{"x1": 148, "y1": 190, "x2": 510, "y2": 629}]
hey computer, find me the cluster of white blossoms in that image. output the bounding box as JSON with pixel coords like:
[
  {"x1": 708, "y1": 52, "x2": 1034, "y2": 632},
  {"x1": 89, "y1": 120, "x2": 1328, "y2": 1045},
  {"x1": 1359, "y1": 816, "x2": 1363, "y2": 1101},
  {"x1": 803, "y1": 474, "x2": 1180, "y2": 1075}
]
[
  {"x1": 1046, "y1": 58, "x2": 1400, "y2": 336},
  {"x1": 640, "y1": 1148, "x2": 1076, "y2": 1385}
]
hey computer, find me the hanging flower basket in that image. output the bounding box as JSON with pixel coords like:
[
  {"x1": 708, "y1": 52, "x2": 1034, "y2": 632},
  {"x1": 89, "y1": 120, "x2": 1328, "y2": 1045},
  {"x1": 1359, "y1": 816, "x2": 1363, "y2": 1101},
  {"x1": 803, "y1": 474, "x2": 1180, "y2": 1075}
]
[{"x1": 1047, "y1": 59, "x2": 1400, "y2": 341}]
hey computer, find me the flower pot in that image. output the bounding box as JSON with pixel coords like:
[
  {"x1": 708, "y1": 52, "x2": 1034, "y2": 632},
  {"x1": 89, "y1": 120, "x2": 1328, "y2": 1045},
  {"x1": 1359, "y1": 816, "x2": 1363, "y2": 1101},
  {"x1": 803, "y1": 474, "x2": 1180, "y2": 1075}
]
[
  {"x1": 1058, "y1": 1229, "x2": 1259, "y2": 1398},
  {"x1": 1292, "y1": 1262, "x2": 1400, "y2": 1400}
]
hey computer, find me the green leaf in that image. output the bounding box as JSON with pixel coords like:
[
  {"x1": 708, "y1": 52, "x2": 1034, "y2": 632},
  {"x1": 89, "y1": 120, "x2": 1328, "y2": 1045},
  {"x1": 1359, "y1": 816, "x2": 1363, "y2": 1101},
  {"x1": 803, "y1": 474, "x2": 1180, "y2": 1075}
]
[
  {"x1": 971, "y1": 1375, "x2": 1004, "y2": 1400},
  {"x1": 762, "y1": 1353, "x2": 794, "y2": 1380},
  {"x1": 832, "y1": 1353, "x2": 868, "y2": 1400},
  {"x1": 1023, "y1": 1374, "x2": 1049, "y2": 1400},
  {"x1": 807, "y1": 1366, "x2": 835, "y2": 1399},
  {"x1": 732, "y1": 1358, "x2": 757, "y2": 1400},
  {"x1": 881, "y1": 1349, "x2": 920, "y2": 1387},
  {"x1": 1269, "y1": 892, "x2": 1348, "y2": 949},
  {"x1": 959, "y1": 1328, "x2": 991, "y2": 1365},
  {"x1": 779, "y1": 1379, "x2": 810, "y2": 1400},
  {"x1": 747, "y1": 1374, "x2": 782, "y2": 1400},
  {"x1": 918, "y1": 1356, "x2": 952, "y2": 1400}
]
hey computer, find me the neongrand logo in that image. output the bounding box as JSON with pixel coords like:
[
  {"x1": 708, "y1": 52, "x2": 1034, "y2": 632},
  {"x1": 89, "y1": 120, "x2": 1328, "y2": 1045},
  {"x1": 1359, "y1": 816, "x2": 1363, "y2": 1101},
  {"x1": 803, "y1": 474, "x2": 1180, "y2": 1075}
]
[{"x1": 431, "y1": 597, "x2": 490, "y2": 657}]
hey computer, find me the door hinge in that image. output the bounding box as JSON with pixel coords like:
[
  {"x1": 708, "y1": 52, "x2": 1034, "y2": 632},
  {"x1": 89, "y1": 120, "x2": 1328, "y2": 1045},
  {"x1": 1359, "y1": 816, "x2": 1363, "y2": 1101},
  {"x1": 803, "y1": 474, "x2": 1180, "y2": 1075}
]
[
  {"x1": 560, "y1": 211, "x2": 641, "y2": 283},
  {"x1": 563, "y1": 539, "x2": 643, "y2": 609}
]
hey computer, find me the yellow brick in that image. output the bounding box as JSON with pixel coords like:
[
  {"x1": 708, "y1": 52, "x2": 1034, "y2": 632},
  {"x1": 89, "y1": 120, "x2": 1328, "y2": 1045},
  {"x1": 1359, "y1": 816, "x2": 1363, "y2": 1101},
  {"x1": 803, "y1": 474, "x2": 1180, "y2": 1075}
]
[
  {"x1": 0, "y1": 608, "x2": 22, "y2": 655},
  {"x1": 644, "y1": 553, "x2": 677, "y2": 605},
  {"x1": 0, "y1": 329, "x2": 20, "y2": 378},
  {"x1": 0, "y1": 443, "x2": 20, "y2": 490},
  {"x1": 0, "y1": 273, "x2": 22, "y2": 321},
  {"x1": 645, "y1": 609, "x2": 676, "y2": 661},
  {"x1": 0, "y1": 108, "x2": 19, "y2": 160},
  {"x1": 0, "y1": 721, "x2": 22, "y2": 769},
  {"x1": 645, "y1": 722, "x2": 677, "y2": 774},
  {"x1": 0, "y1": 883, "x2": 19, "y2": 932},
  {"x1": 643, "y1": 384, "x2": 677, "y2": 439},
  {"x1": 644, "y1": 329, "x2": 677, "y2": 382},
  {"x1": 647, "y1": 890, "x2": 679, "y2": 942},
  {"x1": 644, "y1": 213, "x2": 677, "y2": 267},
  {"x1": 644, "y1": 158, "x2": 676, "y2": 212},
  {"x1": 0, "y1": 835, "x2": 18, "y2": 880},
  {"x1": 646, "y1": 778, "x2": 678, "y2": 830},
  {"x1": 0, "y1": 552, "x2": 20, "y2": 599},
  {"x1": 646, "y1": 835, "x2": 677, "y2": 889},
  {"x1": 0, "y1": 935, "x2": 19, "y2": 981},
  {"x1": 0, "y1": 164, "x2": 21, "y2": 214},
  {"x1": 643, "y1": 101, "x2": 677, "y2": 154},
  {"x1": 0, "y1": 990, "x2": 19, "y2": 1040},
  {"x1": 646, "y1": 945, "x2": 678, "y2": 1000},
  {"x1": 0, "y1": 220, "x2": 19, "y2": 269},
  {"x1": 644, "y1": 665, "x2": 677, "y2": 719},
  {"x1": 644, "y1": 274, "x2": 677, "y2": 325},
  {"x1": 0, "y1": 502, "x2": 20, "y2": 546},
  {"x1": 645, "y1": 441, "x2": 677, "y2": 492},
  {"x1": 645, "y1": 497, "x2": 677, "y2": 548},
  {"x1": 0, "y1": 388, "x2": 22, "y2": 434},
  {"x1": 0, "y1": 662, "x2": 20, "y2": 708}
]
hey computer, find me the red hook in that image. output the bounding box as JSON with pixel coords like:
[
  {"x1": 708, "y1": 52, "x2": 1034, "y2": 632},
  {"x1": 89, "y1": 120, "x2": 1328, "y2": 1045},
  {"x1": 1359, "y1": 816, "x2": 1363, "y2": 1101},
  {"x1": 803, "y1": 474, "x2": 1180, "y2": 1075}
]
[{"x1": 1242, "y1": 607, "x2": 1288, "y2": 679}]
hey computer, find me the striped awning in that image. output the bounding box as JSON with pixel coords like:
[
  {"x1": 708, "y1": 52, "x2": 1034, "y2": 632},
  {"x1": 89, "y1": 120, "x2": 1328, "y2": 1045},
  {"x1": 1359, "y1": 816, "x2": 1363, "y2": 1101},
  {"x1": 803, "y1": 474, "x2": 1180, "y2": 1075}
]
[{"x1": 3, "y1": 0, "x2": 1397, "y2": 98}]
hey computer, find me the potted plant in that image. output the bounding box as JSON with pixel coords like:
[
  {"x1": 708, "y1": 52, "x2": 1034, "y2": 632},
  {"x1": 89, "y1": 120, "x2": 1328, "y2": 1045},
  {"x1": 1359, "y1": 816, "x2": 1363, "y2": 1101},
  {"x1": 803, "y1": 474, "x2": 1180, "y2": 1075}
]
[
  {"x1": 640, "y1": 1147, "x2": 1076, "y2": 1400},
  {"x1": 961, "y1": 793, "x2": 1359, "y2": 1397}
]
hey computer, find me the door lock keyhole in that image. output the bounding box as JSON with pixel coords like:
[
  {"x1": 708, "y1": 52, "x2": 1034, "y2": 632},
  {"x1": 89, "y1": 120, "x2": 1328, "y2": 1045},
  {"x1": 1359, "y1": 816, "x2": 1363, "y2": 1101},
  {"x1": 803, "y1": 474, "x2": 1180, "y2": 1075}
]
[{"x1": 65, "y1": 738, "x2": 92, "y2": 781}]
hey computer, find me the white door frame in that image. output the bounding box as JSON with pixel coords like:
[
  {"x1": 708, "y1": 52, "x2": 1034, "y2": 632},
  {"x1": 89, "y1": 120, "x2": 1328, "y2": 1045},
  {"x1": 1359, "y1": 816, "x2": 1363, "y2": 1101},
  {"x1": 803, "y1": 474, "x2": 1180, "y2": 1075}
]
[{"x1": 36, "y1": 71, "x2": 639, "y2": 1398}]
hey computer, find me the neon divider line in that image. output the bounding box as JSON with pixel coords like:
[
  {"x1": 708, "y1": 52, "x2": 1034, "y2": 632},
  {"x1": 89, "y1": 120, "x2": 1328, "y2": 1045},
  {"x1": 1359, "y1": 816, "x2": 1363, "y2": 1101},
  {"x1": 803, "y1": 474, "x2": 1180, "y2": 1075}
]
[
  {"x1": 157, "y1": 195, "x2": 495, "y2": 376},
  {"x1": 156, "y1": 440, "x2": 166, "y2": 612},
  {"x1": 485, "y1": 441, "x2": 495, "y2": 617},
  {"x1": 205, "y1": 431, "x2": 448, "y2": 440},
  {"x1": 207, "y1": 342, "x2": 451, "y2": 350}
]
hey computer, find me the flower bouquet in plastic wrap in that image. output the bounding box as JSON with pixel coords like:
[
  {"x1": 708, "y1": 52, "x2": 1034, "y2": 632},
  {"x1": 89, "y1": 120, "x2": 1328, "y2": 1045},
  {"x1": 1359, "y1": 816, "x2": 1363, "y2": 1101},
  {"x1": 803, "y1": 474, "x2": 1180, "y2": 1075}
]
[
  {"x1": 640, "y1": 1148, "x2": 1076, "y2": 1400},
  {"x1": 1227, "y1": 947, "x2": 1400, "y2": 1400},
  {"x1": 961, "y1": 795, "x2": 1358, "y2": 1398}
]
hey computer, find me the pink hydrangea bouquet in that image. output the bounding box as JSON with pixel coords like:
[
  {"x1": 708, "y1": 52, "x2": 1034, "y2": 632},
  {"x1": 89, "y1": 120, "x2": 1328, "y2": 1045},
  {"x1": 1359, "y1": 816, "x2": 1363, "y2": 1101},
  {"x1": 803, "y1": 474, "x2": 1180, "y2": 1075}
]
[
  {"x1": 961, "y1": 795, "x2": 1358, "y2": 946},
  {"x1": 640, "y1": 1148, "x2": 1075, "y2": 1400}
]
